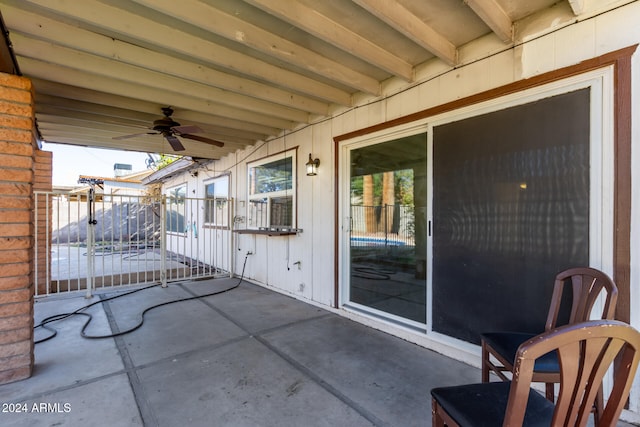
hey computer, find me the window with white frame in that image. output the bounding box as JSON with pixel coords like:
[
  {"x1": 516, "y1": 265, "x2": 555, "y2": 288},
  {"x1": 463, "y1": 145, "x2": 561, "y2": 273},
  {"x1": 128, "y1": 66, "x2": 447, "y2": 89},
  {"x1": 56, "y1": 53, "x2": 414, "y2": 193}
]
[
  {"x1": 166, "y1": 184, "x2": 186, "y2": 233},
  {"x1": 247, "y1": 149, "x2": 296, "y2": 229},
  {"x1": 204, "y1": 175, "x2": 230, "y2": 227}
]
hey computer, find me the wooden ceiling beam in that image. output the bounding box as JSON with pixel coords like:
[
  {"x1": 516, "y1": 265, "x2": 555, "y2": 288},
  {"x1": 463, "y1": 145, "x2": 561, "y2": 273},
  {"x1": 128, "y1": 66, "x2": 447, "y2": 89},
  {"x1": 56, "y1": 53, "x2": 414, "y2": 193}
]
[
  {"x1": 568, "y1": 0, "x2": 586, "y2": 15},
  {"x1": 35, "y1": 103, "x2": 269, "y2": 143},
  {"x1": 464, "y1": 0, "x2": 513, "y2": 43},
  {"x1": 0, "y1": 7, "x2": 19, "y2": 74},
  {"x1": 35, "y1": 94, "x2": 156, "y2": 124},
  {"x1": 35, "y1": 106, "x2": 151, "y2": 130},
  {"x1": 36, "y1": 114, "x2": 149, "y2": 138},
  {"x1": 13, "y1": 33, "x2": 311, "y2": 123},
  {"x1": 1, "y1": 4, "x2": 334, "y2": 113},
  {"x1": 35, "y1": 97, "x2": 270, "y2": 150},
  {"x1": 17, "y1": 0, "x2": 352, "y2": 105},
  {"x1": 132, "y1": 0, "x2": 379, "y2": 96},
  {"x1": 31, "y1": 79, "x2": 280, "y2": 137},
  {"x1": 245, "y1": 0, "x2": 414, "y2": 81},
  {"x1": 353, "y1": 0, "x2": 456, "y2": 66},
  {"x1": 18, "y1": 56, "x2": 298, "y2": 131}
]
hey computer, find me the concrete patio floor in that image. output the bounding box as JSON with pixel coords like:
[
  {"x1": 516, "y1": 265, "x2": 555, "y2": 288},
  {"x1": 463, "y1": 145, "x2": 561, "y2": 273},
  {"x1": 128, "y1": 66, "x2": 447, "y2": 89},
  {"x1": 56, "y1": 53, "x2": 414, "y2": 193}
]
[{"x1": 0, "y1": 278, "x2": 634, "y2": 426}]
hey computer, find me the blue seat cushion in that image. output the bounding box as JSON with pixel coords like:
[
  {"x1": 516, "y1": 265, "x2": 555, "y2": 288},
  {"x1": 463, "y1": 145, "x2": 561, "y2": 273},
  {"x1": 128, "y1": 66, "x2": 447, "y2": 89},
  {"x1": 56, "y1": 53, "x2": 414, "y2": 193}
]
[
  {"x1": 481, "y1": 331, "x2": 559, "y2": 373},
  {"x1": 431, "y1": 381, "x2": 554, "y2": 427}
]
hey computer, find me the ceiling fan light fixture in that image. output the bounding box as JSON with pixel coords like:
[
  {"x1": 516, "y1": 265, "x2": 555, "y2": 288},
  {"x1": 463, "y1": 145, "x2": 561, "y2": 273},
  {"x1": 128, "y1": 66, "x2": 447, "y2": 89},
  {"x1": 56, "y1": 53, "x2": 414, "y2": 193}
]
[{"x1": 112, "y1": 107, "x2": 224, "y2": 151}]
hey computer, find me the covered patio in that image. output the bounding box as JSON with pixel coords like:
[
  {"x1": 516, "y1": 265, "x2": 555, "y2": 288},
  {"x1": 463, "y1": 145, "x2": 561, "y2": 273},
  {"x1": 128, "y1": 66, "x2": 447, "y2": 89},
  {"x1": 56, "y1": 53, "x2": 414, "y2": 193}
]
[
  {"x1": 1, "y1": 277, "x2": 478, "y2": 426},
  {"x1": 1, "y1": 0, "x2": 640, "y2": 424},
  {"x1": 0, "y1": 278, "x2": 633, "y2": 426}
]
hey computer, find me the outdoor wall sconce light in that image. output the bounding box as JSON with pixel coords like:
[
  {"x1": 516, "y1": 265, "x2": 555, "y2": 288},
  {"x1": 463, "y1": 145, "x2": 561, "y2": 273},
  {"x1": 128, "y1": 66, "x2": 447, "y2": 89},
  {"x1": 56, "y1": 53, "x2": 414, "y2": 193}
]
[{"x1": 306, "y1": 153, "x2": 320, "y2": 176}]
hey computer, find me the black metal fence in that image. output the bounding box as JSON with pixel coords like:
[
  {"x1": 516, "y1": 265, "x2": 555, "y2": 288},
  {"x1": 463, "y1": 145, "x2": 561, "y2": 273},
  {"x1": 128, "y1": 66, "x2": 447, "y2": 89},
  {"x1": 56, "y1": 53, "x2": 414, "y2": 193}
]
[{"x1": 350, "y1": 204, "x2": 414, "y2": 247}]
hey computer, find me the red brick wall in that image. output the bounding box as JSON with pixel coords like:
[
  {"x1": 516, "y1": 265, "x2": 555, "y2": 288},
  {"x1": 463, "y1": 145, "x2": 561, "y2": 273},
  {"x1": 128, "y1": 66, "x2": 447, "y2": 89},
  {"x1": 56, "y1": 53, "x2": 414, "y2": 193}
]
[{"x1": 0, "y1": 72, "x2": 36, "y2": 384}]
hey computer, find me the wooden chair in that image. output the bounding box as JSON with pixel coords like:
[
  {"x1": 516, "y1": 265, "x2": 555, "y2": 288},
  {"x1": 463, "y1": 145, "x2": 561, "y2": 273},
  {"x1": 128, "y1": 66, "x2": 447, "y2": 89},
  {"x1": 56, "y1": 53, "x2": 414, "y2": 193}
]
[
  {"x1": 432, "y1": 320, "x2": 640, "y2": 427},
  {"x1": 481, "y1": 266, "x2": 618, "y2": 420}
]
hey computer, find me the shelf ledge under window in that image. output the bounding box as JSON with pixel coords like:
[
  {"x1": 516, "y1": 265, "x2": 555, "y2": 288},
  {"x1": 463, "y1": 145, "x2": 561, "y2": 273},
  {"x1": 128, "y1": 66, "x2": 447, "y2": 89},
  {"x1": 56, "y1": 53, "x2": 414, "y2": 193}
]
[{"x1": 234, "y1": 227, "x2": 302, "y2": 236}]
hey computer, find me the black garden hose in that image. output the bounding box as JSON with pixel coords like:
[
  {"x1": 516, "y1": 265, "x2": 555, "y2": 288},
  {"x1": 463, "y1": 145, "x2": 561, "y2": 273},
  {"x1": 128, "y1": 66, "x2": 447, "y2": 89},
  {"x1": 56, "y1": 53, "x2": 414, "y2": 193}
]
[{"x1": 34, "y1": 253, "x2": 250, "y2": 343}]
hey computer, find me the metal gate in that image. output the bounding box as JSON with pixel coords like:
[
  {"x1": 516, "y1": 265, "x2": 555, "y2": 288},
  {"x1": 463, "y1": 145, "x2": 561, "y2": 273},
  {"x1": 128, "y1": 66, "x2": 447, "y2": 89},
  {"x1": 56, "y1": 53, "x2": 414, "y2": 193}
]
[{"x1": 34, "y1": 187, "x2": 232, "y2": 297}]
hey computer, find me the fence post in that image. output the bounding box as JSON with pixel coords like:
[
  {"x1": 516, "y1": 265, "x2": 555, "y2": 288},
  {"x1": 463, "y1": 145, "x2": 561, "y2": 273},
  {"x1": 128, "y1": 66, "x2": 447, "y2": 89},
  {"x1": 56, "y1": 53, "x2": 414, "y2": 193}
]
[
  {"x1": 160, "y1": 196, "x2": 168, "y2": 287},
  {"x1": 229, "y1": 198, "x2": 234, "y2": 279},
  {"x1": 34, "y1": 192, "x2": 40, "y2": 297},
  {"x1": 44, "y1": 194, "x2": 51, "y2": 295},
  {"x1": 85, "y1": 186, "x2": 96, "y2": 299},
  {"x1": 384, "y1": 204, "x2": 388, "y2": 246}
]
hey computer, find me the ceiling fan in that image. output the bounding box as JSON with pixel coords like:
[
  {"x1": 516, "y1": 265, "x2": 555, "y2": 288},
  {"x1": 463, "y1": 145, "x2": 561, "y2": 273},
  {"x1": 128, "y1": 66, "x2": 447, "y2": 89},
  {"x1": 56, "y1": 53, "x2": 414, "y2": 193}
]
[{"x1": 113, "y1": 107, "x2": 224, "y2": 151}]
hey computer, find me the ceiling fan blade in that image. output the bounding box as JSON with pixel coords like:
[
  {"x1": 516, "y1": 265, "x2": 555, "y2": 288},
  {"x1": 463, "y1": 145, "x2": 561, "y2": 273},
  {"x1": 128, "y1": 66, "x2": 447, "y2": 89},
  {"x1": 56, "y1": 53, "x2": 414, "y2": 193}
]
[
  {"x1": 172, "y1": 125, "x2": 202, "y2": 134},
  {"x1": 179, "y1": 133, "x2": 225, "y2": 147},
  {"x1": 113, "y1": 131, "x2": 158, "y2": 140},
  {"x1": 164, "y1": 134, "x2": 185, "y2": 151}
]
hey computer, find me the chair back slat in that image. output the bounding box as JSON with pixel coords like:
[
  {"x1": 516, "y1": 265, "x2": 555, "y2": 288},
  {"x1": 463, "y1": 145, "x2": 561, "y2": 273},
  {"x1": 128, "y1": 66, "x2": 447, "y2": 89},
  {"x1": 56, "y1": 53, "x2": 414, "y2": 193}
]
[
  {"x1": 558, "y1": 337, "x2": 623, "y2": 426},
  {"x1": 599, "y1": 342, "x2": 639, "y2": 425},
  {"x1": 553, "y1": 340, "x2": 584, "y2": 424},
  {"x1": 545, "y1": 268, "x2": 618, "y2": 331},
  {"x1": 504, "y1": 320, "x2": 640, "y2": 427}
]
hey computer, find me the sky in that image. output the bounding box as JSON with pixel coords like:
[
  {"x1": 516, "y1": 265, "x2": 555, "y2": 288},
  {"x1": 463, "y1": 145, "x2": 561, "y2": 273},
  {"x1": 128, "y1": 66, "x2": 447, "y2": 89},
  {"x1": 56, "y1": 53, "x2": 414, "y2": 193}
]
[{"x1": 42, "y1": 143, "x2": 153, "y2": 186}]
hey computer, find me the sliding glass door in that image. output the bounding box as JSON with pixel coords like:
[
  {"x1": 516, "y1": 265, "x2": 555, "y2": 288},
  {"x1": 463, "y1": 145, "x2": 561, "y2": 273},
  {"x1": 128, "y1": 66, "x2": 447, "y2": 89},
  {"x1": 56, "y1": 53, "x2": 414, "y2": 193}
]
[
  {"x1": 343, "y1": 133, "x2": 428, "y2": 325},
  {"x1": 339, "y1": 70, "x2": 612, "y2": 342}
]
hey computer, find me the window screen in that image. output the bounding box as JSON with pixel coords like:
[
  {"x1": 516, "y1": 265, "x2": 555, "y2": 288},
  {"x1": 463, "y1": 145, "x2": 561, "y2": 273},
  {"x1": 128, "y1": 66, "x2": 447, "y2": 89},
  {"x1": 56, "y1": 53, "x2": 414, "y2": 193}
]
[{"x1": 432, "y1": 88, "x2": 590, "y2": 343}]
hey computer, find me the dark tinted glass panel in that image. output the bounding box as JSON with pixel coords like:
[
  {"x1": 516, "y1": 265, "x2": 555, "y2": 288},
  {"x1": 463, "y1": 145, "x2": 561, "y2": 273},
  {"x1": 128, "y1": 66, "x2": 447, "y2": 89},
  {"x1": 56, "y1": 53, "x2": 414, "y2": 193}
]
[{"x1": 432, "y1": 89, "x2": 590, "y2": 343}]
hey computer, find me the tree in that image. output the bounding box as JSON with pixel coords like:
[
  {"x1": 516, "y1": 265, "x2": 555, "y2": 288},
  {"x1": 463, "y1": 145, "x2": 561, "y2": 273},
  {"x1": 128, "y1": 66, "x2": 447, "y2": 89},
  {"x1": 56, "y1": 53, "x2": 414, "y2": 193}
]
[{"x1": 148, "y1": 154, "x2": 181, "y2": 170}]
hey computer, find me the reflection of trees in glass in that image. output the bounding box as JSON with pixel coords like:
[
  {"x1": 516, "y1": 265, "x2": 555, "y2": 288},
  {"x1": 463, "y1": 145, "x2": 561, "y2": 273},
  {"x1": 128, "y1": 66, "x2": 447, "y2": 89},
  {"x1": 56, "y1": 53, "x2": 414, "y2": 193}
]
[
  {"x1": 247, "y1": 152, "x2": 296, "y2": 229},
  {"x1": 251, "y1": 157, "x2": 292, "y2": 194},
  {"x1": 155, "y1": 154, "x2": 181, "y2": 170},
  {"x1": 351, "y1": 169, "x2": 415, "y2": 236},
  {"x1": 351, "y1": 169, "x2": 414, "y2": 205},
  {"x1": 395, "y1": 170, "x2": 414, "y2": 205}
]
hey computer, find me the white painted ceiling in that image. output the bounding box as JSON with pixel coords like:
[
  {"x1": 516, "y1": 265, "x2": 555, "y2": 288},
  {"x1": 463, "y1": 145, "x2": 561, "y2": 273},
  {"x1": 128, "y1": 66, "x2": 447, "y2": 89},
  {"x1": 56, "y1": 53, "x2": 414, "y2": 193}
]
[{"x1": 0, "y1": 0, "x2": 592, "y2": 159}]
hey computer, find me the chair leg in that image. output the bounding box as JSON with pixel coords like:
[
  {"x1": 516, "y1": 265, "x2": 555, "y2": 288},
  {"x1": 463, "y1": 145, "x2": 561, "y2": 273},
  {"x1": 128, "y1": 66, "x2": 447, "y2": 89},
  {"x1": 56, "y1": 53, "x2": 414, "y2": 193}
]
[
  {"x1": 545, "y1": 383, "x2": 555, "y2": 401},
  {"x1": 481, "y1": 342, "x2": 489, "y2": 383},
  {"x1": 432, "y1": 398, "x2": 446, "y2": 427}
]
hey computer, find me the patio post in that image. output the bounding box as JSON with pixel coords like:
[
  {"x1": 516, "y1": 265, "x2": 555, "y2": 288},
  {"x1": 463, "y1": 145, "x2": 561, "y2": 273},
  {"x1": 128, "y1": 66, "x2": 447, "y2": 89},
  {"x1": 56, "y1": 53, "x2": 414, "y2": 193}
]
[{"x1": 0, "y1": 72, "x2": 38, "y2": 384}]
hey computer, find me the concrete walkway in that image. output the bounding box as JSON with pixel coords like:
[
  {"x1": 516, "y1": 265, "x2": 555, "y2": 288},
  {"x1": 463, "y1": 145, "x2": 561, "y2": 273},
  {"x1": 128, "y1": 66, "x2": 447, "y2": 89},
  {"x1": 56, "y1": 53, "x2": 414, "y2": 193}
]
[{"x1": 0, "y1": 278, "x2": 634, "y2": 426}]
